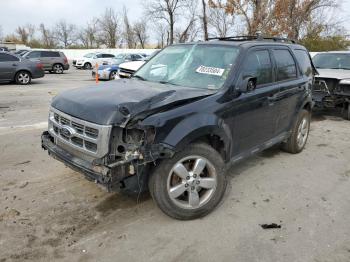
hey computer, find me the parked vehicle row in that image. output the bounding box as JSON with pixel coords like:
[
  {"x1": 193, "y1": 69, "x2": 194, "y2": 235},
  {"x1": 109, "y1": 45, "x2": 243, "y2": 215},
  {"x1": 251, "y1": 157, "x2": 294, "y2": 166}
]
[{"x1": 0, "y1": 51, "x2": 44, "y2": 84}]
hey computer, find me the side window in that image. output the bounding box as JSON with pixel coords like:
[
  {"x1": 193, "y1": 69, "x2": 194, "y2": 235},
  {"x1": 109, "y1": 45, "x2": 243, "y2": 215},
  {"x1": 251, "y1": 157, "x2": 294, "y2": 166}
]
[
  {"x1": 41, "y1": 51, "x2": 52, "y2": 57},
  {"x1": 27, "y1": 51, "x2": 41, "y2": 59},
  {"x1": 294, "y1": 49, "x2": 312, "y2": 77},
  {"x1": 242, "y1": 50, "x2": 273, "y2": 86},
  {"x1": 125, "y1": 55, "x2": 132, "y2": 60},
  {"x1": 96, "y1": 54, "x2": 103, "y2": 58},
  {"x1": 273, "y1": 49, "x2": 297, "y2": 81},
  {"x1": 0, "y1": 53, "x2": 19, "y2": 62}
]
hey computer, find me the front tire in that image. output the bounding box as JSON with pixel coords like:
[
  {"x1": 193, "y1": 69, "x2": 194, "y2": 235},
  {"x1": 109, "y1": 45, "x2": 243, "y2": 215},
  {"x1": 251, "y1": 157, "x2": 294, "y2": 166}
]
[
  {"x1": 281, "y1": 109, "x2": 311, "y2": 154},
  {"x1": 109, "y1": 71, "x2": 118, "y2": 80},
  {"x1": 149, "y1": 143, "x2": 227, "y2": 220},
  {"x1": 84, "y1": 63, "x2": 92, "y2": 70},
  {"x1": 15, "y1": 71, "x2": 31, "y2": 85}
]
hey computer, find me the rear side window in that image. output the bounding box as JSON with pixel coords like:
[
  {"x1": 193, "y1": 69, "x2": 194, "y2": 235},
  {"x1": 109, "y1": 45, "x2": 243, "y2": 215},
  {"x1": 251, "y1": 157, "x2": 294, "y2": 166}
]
[
  {"x1": 103, "y1": 54, "x2": 114, "y2": 58},
  {"x1": 26, "y1": 51, "x2": 41, "y2": 58},
  {"x1": 0, "y1": 53, "x2": 19, "y2": 62},
  {"x1": 242, "y1": 50, "x2": 273, "y2": 85},
  {"x1": 294, "y1": 50, "x2": 312, "y2": 77},
  {"x1": 41, "y1": 51, "x2": 60, "y2": 57},
  {"x1": 273, "y1": 49, "x2": 297, "y2": 81}
]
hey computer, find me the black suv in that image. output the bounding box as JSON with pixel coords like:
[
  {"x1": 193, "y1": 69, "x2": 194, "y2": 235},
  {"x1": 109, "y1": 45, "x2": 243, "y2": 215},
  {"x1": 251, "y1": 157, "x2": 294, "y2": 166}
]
[{"x1": 42, "y1": 36, "x2": 315, "y2": 220}]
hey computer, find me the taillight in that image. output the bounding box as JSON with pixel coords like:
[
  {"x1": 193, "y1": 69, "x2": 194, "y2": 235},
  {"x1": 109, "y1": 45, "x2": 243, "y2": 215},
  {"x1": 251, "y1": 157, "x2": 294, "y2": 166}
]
[
  {"x1": 36, "y1": 63, "x2": 43, "y2": 69},
  {"x1": 63, "y1": 57, "x2": 68, "y2": 64}
]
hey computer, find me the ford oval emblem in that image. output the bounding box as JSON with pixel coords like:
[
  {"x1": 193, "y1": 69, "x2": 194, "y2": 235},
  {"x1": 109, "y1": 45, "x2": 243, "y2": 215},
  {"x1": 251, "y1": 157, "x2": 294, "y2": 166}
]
[{"x1": 60, "y1": 125, "x2": 76, "y2": 138}]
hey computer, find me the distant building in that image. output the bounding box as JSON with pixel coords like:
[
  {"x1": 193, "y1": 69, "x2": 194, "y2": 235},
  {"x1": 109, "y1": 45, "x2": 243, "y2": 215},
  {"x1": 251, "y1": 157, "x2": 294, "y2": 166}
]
[{"x1": 0, "y1": 42, "x2": 30, "y2": 51}]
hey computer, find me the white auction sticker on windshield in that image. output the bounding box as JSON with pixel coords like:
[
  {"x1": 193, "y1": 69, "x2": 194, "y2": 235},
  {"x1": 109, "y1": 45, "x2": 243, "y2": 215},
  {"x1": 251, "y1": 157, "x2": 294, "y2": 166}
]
[{"x1": 196, "y1": 65, "x2": 224, "y2": 76}]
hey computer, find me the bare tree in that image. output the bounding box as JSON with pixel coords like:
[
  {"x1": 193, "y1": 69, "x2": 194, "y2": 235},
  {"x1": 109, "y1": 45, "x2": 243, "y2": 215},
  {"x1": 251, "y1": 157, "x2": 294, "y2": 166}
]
[
  {"x1": 176, "y1": 0, "x2": 199, "y2": 42},
  {"x1": 208, "y1": 1, "x2": 235, "y2": 37},
  {"x1": 98, "y1": 7, "x2": 119, "y2": 48},
  {"x1": 154, "y1": 22, "x2": 169, "y2": 48},
  {"x1": 201, "y1": 0, "x2": 209, "y2": 40},
  {"x1": 15, "y1": 24, "x2": 35, "y2": 44},
  {"x1": 145, "y1": 0, "x2": 187, "y2": 44},
  {"x1": 55, "y1": 20, "x2": 76, "y2": 48},
  {"x1": 78, "y1": 19, "x2": 99, "y2": 48},
  {"x1": 122, "y1": 7, "x2": 137, "y2": 48},
  {"x1": 39, "y1": 23, "x2": 56, "y2": 48},
  {"x1": 133, "y1": 19, "x2": 148, "y2": 48}
]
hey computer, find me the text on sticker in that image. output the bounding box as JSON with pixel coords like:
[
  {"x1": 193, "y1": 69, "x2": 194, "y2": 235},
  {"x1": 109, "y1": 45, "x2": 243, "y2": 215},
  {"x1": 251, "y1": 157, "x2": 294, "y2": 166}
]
[{"x1": 196, "y1": 65, "x2": 225, "y2": 76}]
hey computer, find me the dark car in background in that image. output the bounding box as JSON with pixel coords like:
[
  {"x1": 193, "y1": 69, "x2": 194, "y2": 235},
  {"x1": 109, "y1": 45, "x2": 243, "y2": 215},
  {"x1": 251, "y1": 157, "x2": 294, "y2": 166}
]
[
  {"x1": 0, "y1": 52, "x2": 44, "y2": 85},
  {"x1": 23, "y1": 50, "x2": 69, "y2": 73},
  {"x1": 312, "y1": 51, "x2": 350, "y2": 119}
]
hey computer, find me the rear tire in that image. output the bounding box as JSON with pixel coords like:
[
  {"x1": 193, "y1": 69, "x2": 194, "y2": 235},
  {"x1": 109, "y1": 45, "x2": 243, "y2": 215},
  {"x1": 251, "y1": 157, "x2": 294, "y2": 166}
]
[
  {"x1": 342, "y1": 103, "x2": 350, "y2": 120},
  {"x1": 15, "y1": 71, "x2": 31, "y2": 85},
  {"x1": 281, "y1": 109, "x2": 310, "y2": 154},
  {"x1": 149, "y1": 143, "x2": 227, "y2": 220}
]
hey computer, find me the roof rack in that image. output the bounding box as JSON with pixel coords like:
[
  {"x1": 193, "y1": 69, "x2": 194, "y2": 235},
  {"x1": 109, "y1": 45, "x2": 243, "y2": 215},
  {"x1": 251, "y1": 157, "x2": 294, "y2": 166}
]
[{"x1": 208, "y1": 35, "x2": 296, "y2": 44}]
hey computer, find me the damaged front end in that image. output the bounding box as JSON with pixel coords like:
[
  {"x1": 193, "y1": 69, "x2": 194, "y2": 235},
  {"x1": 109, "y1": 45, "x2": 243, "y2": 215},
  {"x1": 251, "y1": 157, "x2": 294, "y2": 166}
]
[{"x1": 41, "y1": 107, "x2": 174, "y2": 194}]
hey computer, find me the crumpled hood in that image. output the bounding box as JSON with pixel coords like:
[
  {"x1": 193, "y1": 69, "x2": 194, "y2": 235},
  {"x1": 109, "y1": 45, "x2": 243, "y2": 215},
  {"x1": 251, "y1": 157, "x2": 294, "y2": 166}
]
[
  {"x1": 51, "y1": 79, "x2": 213, "y2": 125},
  {"x1": 316, "y1": 69, "x2": 350, "y2": 80}
]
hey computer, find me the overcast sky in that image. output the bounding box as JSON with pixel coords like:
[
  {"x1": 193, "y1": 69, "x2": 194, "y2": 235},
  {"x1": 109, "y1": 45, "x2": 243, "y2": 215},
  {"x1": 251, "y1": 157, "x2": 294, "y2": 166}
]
[{"x1": 0, "y1": 0, "x2": 349, "y2": 36}]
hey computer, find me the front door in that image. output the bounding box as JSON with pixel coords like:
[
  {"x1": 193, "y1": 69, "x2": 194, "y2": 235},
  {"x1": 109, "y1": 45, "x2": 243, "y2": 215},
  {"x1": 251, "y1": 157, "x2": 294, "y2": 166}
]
[{"x1": 227, "y1": 48, "x2": 280, "y2": 156}]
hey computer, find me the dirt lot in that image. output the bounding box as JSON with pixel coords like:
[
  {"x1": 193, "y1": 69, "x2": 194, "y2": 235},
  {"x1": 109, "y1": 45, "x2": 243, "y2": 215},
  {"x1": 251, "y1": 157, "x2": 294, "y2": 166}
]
[{"x1": 0, "y1": 69, "x2": 349, "y2": 262}]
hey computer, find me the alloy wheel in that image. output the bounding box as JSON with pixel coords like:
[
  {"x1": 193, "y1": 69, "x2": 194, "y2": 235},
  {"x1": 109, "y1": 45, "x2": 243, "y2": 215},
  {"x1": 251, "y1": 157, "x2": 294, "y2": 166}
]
[
  {"x1": 54, "y1": 64, "x2": 63, "y2": 74},
  {"x1": 167, "y1": 156, "x2": 217, "y2": 209},
  {"x1": 17, "y1": 72, "x2": 30, "y2": 84},
  {"x1": 297, "y1": 116, "x2": 309, "y2": 148}
]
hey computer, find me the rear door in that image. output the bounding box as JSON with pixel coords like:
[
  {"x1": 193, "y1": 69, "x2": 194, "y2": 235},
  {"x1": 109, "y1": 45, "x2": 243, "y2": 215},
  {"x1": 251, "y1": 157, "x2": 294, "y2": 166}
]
[
  {"x1": 0, "y1": 53, "x2": 20, "y2": 80},
  {"x1": 271, "y1": 48, "x2": 309, "y2": 135},
  {"x1": 40, "y1": 51, "x2": 54, "y2": 70},
  {"x1": 230, "y1": 48, "x2": 280, "y2": 154}
]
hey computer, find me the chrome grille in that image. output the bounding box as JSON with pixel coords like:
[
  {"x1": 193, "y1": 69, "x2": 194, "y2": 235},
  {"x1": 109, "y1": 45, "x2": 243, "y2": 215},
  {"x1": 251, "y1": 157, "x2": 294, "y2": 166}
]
[{"x1": 48, "y1": 107, "x2": 112, "y2": 158}]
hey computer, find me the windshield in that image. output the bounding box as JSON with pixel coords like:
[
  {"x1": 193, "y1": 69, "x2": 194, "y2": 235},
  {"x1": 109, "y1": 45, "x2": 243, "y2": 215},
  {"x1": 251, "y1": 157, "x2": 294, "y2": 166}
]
[
  {"x1": 84, "y1": 53, "x2": 95, "y2": 58},
  {"x1": 313, "y1": 53, "x2": 350, "y2": 70},
  {"x1": 134, "y1": 44, "x2": 240, "y2": 89}
]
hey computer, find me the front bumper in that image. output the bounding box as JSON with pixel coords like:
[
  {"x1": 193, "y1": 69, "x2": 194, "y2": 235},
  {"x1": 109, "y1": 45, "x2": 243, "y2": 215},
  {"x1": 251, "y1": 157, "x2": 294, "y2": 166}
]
[
  {"x1": 41, "y1": 131, "x2": 111, "y2": 185},
  {"x1": 63, "y1": 64, "x2": 70, "y2": 70}
]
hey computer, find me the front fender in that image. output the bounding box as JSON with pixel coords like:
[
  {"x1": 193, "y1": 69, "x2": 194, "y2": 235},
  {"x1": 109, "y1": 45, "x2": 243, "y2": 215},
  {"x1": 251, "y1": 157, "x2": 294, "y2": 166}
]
[{"x1": 161, "y1": 113, "x2": 231, "y2": 158}]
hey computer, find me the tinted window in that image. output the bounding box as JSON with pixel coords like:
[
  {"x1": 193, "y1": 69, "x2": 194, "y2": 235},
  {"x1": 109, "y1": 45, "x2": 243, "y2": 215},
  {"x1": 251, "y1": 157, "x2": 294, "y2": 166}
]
[
  {"x1": 0, "y1": 53, "x2": 19, "y2": 62},
  {"x1": 26, "y1": 51, "x2": 41, "y2": 58},
  {"x1": 273, "y1": 49, "x2": 297, "y2": 81},
  {"x1": 242, "y1": 50, "x2": 273, "y2": 85},
  {"x1": 294, "y1": 50, "x2": 312, "y2": 77},
  {"x1": 42, "y1": 51, "x2": 60, "y2": 57},
  {"x1": 313, "y1": 53, "x2": 350, "y2": 70}
]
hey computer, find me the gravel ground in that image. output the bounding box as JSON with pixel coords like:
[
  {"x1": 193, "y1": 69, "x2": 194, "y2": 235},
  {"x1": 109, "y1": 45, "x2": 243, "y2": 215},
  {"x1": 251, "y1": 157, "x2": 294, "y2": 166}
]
[{"x1": 0, "y1": 68, "x2": 349, "y2": 262}]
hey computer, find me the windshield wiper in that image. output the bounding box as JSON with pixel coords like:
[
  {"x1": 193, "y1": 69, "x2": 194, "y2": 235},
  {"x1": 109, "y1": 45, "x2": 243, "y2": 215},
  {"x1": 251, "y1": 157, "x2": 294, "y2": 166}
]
[{"x1": 132, "y1": 75, "x2": 146, "y2": 81}]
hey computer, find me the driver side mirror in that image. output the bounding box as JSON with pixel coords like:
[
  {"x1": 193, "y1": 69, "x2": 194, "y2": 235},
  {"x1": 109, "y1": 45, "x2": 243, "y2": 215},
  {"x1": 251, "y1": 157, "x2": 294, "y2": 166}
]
[{"x1": 240, "y1": 76, "x2": 257, "y2": 93}]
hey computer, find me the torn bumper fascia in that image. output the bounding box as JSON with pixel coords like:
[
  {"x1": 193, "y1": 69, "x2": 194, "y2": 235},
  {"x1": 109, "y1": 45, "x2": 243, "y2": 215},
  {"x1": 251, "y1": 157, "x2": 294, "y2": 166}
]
[{"x1": 41, "y1": 131, "x2": 175, "y2": 189}]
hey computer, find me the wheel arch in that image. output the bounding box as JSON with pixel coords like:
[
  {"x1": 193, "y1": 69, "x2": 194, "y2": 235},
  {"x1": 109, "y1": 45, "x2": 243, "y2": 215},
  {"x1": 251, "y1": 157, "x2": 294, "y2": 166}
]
[
  {"x1": 14, "y1": 69, "x2": 32, "y2": 80},
  {"x1": 160, "y1": 114, "x2": 231, "y2": 162}
]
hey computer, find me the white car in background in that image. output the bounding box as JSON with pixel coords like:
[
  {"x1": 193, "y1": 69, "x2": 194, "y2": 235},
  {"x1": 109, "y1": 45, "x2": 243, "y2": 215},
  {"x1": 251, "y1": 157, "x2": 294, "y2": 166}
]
[
  {"x1": 118, "y1": 60, "x2": 146, "y2": 78},
  {"x1": 73, "y1": 53, "x2": 115, "y2": 70},
  {"x1": 117, "y1": 50, "x2": 160, "y2": 78}
]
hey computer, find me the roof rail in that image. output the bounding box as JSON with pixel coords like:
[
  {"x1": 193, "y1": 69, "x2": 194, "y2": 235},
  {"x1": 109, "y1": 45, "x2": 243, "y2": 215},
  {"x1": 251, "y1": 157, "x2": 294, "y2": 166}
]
[{"x1": 208, "y1": 35, "x2": 296, "y2": 44}]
